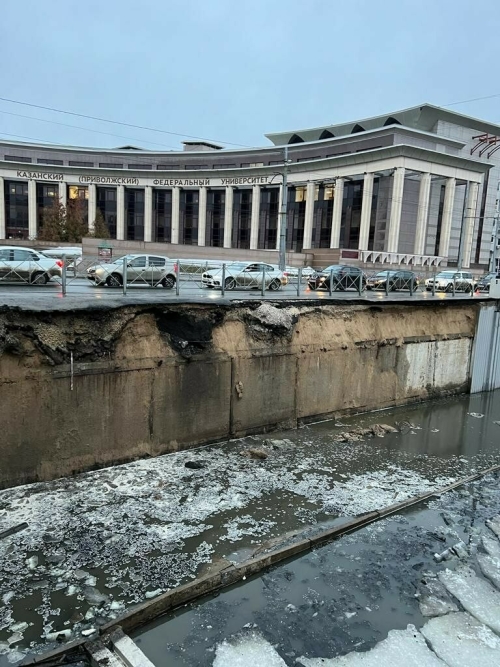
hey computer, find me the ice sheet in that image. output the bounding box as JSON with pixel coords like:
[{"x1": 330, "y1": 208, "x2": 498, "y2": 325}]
[
  {"x1": 478, "y1": 553, "x2": 500, "y2": 590},
  {"x1": 296, "y1": 626, "x2": 445, "y2": 666},
  {"x1": 421, "y1": 611, "x2": 500, "y2": 667},
  {"x1": 439, "y1": 566, "x2": 500, "y2": 633},
  {"x1": 482, "y1": 534, "x2": 500, "y2": 559},
  {"x1": 213, "y1": 632, "x2": 287, "y2": 667}
]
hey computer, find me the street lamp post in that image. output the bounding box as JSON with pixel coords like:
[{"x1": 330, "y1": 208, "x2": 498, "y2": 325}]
[{"x1": 278, "y1": 146, "x2": 289, "y2": 271}]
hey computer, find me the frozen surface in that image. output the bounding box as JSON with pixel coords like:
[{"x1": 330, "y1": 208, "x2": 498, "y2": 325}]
[
  {"x1": 421, "y1": 612, "x2": 500, "y2": 667},
  {"x1": 482, "y1": 535, "x2": 500, "y2": 559},
  {"x1": 439, "y1": 566, "x2": 500, "y2": 633},
  {"x1": 297, "y1": 626, "x2": 445, "y2": 666},
  {"x1": 477, "y1": 553, "x2": 500, "y2": 590},
  {"x1": 486, "y1": 515, "x2": 500, "y2": 539},
  {"x1": 213, "y1": 633, "x2": 287, "y2": 667}
]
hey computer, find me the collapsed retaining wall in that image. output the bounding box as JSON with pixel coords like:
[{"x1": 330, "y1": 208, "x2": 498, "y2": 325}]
[{"x1": 0, "y1": 300, "x2": 478, "y2": 488}]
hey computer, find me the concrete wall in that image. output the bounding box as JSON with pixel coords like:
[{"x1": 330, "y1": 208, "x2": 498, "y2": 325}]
[{"x1": 0, "y1": 301, "x2": 478, "y2": 489}]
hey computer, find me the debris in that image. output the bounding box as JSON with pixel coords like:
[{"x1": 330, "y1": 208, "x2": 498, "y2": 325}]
[
  {"x1": 25, "y1": 556, "x2": 38, "y2": 570},
  {"x1": 185, "y1": 461, "x2": 205, "y2": 470},
  {"x1": 0, "y1": 523, "x2": 28, "y2": 541},
  {"x1": 467, "y1": 412, "x2": 484, "y2": 418},
  {"x1": 434, "y1": 549, "x2": 451, "y2": 563},
  {"x1": 419, "y1": 595, "x2": 458, "y2": 617},
  {"x1": 81, "y1": 628, "x2": 97, "y2": 637},
  {"x1": 145, "y1": 589, "x2": 162, "y2": 599},
  {"x1": 451, "y1": 541, "x2": 468, "y2": 560},
  {"x1": 239, "y1": 448, "x2": 268, "y2": 460},
  {"x1": 235, "y1": 381, "x2": 244, "y2": 399},
  {"x1": 431, "y1": 429, "x2": 440, "y2": 433},
  {"x1": 263, "y1": 438, "x2": 293, "y2": 449},
  {"x1": 45, "y1": 629, "x2": 72, "y2": 642},
  {"x1": 378, "y1": 424, "x2": 399, "y2": 433}
]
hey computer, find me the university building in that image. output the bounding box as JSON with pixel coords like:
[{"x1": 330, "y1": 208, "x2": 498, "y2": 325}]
[{"x1": 0, "y1": 103, "x2": 499, "y2": 269}]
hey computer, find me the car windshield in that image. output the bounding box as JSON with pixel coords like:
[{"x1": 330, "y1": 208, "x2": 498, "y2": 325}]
[
  {"x1": 436, "y1": 272, "x2": 456, "y2": 278},
  {"x1": 322, "y1": 265, "x2": 343, "y2": 273},
  {"x1": 110, "y1": 254, "x2": 136, "y2": 264},
  {"x1": 225, "y1": 263, "x2": 249, "y2": 270},
  {"x1": 375, "y1": 271, "x2": 398, "y2": 277}
]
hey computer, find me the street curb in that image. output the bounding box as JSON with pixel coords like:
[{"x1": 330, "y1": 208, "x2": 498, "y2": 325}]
[{"x1": 23, "y1": 462, "x2": 500, "y2": 665}]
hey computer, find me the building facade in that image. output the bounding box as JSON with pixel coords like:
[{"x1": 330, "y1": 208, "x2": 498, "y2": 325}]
[{"x1": 0, "y1": 103, "x2": 498, "y2": 269}]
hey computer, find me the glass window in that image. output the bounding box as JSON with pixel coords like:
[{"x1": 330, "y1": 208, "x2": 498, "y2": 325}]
[
  {"x1": 148, "y1": 256, "x2": 166, "y2": 266},
  {"x1": 295, "y1": 187, "x2": 306, "y2": 202},
  {"x1": 0, "y1": 249, "x2": 11, "y2": 260},
  {"x1": 69, "y1": 186, "x2": 89, "y2": 200},
  {"x1": 13, "y1": 249, "x2": 30, "y2": 261},
  {"x1": 69, "y1": 161, "x2": 94, "y2": 167},
  {"x1": 99, "y1": 163, "x2": 123, "y2": 169},
  {"x1": 129, "y1": 257, "x2": 147, "y2": 267},
  {"x1": 4, "y1": 155, "x2": 32, "y2": 163},
  {"x1": 37, "y1": 158, "x2": 63, "y2": 165}
]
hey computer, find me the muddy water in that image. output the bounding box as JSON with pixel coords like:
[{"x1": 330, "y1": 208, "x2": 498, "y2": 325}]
[{"x1": 1, "y1": 390, "x2": 500, "y2": 663}]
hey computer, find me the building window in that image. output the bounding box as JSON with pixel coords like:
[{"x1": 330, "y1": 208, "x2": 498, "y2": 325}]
[
  {"x1": 206, "y1": 190, "x2": 225, "y2": 247},
  {"x1": 184, "y1": 164, "x2": 208, "y2": 170},
  {"x1": 37, "y1": 158, "x2": 63, "y2": 165},
  {"x1": 295, "y1": 187, "x2": 306, "y2": 202},
  {"x1": 157, "y1": 164, "x2": 180, "y2": 169},
  {"x1": 69, "y1": 161, "x2": 94, "y2": 167},
  {"x1": 339, "y1": 180, "x2": 363, "y2": 249},
  {"x1": 153, "y1": 189, "x2": 172, "y2": 242},
  {"x1": 69, "y1": 186, "x2": 89, "y2": 200},
  {"x1": 179, "y1": 190, "x2": 199, "y2": 244},
  {"x1": 36, "y1": 183, "x2": 59, "y2": 231},
  {"x1": 286, "y1": 187, "x2": 306, "y2": 251},
  {"x1": 4, "y1": 155, "x2": 32, "y2": 163},
  {"x1": 128, "y1": 164, "x2": 152, "y2": 169},
  {"x1": 97, "y1": 187, "x2": 117, "y2": 238},
  {"x1": 126, "y1": 189, "x2": 145, "y2": 241},
  {"x1": 214, "y1": 163, "x2": 237, "y2": 169},
  {"x1": 99, "y1": 162, "x2": 123, "y2": 169},
  {"x1": 259, "y1": 188, "x2": 279, "y2": 249},
  {"x1": 4, "y1": 181, "x2": 29, "y2": 238},
  {"x1": 241, "y1": 162, "x2": 264, "y2": 168},
  {"x1": 311, "y1": 186, "x2": 334, "y2": 248},
  {"x1": 232, "y1": 189, "x2": 251, "y2": 249}
]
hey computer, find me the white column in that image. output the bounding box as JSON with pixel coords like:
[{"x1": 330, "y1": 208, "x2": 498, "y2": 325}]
[
  {"x1": 0, "y1": 177, "x2": 5, "y2": 239},
  {"x1": 330, "y1": 177, "x2": 344, "y2": 248},
  {"x1": 116, "y1": 185, "x2": 125, "y2": 240},
  {"x1": 28, "y1": 180, "x2": 37, "y2": 239},
  {"x1": 58, "y1": 182, "x2": 67, "y2": 208},
  {"x1": 302, "y1": 181, "x2": 315, "y2": 250},
  {"x1": 143, "y1": 186, "x2": 153, "y2": 243},
  {"x1": 171, "y1": 187, "x2": 180, "y2": 244},
  {"x1": 223, "y1": 186, "x2": 233, "y2": 248},
  {"x1": 386, "y1": 167, "x2": 405, "y2": 253},
  {"x1": 198, "y1": 186, "x2": 207, "y2": 246},
  {"x1": 358, "y1": 173, "x2": 374, "y2": 250},
  {"x1": 413, "y1": 172, "x2": 431, "y2": 255},
  {"x1": 462, "y1": 181, "x2": 480, "y2": 268},
  {"x1": 250, "y1": 184, "x2": 260, "y2": 250},
  {"x1": 275, "y1": 184, "x2": 283, "y2": 250},
  {"x1": 438, "y1": 177, "x2": 456, "y2": 258},
  {"x1": 88, "y1": 184, "x2": 96, "y2": 233}
]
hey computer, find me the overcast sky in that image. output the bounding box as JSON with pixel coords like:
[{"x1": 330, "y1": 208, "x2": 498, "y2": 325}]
[{"x1": 1, "y1": 0, "x2": 499, "y2": 151}]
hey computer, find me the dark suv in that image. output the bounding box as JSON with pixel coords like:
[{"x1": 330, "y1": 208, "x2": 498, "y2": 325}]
[
  {"x1": 366, "y1": 270, "x2": 418, "y2": 291},
  {"x1": 307, "y1": 265, "x2": 366, "y2": 291},
  {"x1": 475, "y1": 272, "x2": 497, "y2": 292}
]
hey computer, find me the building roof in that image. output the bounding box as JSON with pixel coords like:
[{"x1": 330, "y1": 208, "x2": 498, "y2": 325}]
[{"x1": 265, "y1": 103, "x2": 500, "y2": 145}]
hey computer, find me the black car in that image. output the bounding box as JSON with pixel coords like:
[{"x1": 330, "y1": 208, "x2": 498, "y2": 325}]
[
  {"x1": 474, "y1": 272, "x2": 497, "y2": 292},
  {"x1": 307, "y1": 265, "x2": 366, "y2": 291},
  {"x1": 366, "y1": 270, "x2": 418, "y2": 291}
]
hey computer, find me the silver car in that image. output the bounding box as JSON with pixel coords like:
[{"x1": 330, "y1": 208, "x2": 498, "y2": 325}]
[
  {"x1": 87, "y1": 254, "x2": 177, "y2": 288},
  {"x1": 202, "y1": 262, "x2": 285, "y2": 291},
  {"x1": 0, "y1": 246, "x2": 63, "y2": 284}
]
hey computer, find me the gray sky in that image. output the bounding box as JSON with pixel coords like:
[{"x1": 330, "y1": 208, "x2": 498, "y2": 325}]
[{"x1": 1, "y1": 0, "x2": 499, "y2": 151}]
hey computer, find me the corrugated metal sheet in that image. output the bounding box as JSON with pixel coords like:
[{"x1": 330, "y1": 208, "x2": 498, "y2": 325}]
[{"x1": 471, "y1": 305, "x2": 500, "y2": 393}]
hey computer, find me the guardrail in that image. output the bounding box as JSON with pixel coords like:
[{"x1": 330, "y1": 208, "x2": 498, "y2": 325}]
[{"x1": 0, "y1": 256, "x2": 484, "y2": 300}]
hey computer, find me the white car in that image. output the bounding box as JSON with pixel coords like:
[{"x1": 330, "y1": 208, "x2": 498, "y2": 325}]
[
  {"x1": 0, "y1": 246, "x2": 63, "y2": 284},
  {"x1": 283, "y1": 266, "x2": 316, "y2": 281},
  {"x1": 202, "y1": 262, "x2": 285, "y2": 290},
  {"x1": 87, "y1": 253, "x2": 177, "y2": 288},
  {"x1": 425, "y1": 270, "x2": 474, "y2": 293}
]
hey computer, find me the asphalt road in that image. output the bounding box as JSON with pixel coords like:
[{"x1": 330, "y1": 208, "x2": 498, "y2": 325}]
[{"x1": 0, "y1": 277, "x2": 489, "y2": 310}]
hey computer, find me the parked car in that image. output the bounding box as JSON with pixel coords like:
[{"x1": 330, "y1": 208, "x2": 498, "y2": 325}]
[
  {"x1": 87, "y1": 254, "x2": 176, "y2": 288},
  {"x1": 474, "y1": 272, "x2": 498, "y2": 292},
  {"x1": 41, "y1": 247, "x2": 83, "y2": 275},
  {"x1": 0, "y1": 246, "x2": 63, "y2": 284},
  {"x1": 307, "y1": 265, "x2": 366, "y2": 291},
  {"x1": 202, "y1": 262, "x2": 285, "y2": 290},
  {"x1": 425, "y1": 271, "x2": 474, "y2": 293},
  {"x1": 366, "y1": 270, "x2": 418, "y2": 291},
  {"x1": 283, "y1": 266, "x2": 316, "y2": 282}
]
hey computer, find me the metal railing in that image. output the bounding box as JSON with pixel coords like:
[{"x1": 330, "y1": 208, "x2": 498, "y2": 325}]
[{"x1": 0, "y1": 257, "x2": 484, "y2": 301}]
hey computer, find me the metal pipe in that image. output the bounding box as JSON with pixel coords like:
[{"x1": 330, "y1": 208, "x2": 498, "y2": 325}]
[
  {"x1": 278, "y1": 146, "x2": 289, "y2": 271},
  {"x1": 175, "y1": 260, "x2": 180, "y2": 296},
  {"x1": 261, "y1": 265, "x2": 265, "y2": 297},
  {"x1": 329, "y1": 269, "x2": 333, "y2": 297},
  {"x1": 61, "y1": 254, "x2": 67, "y2": 296},
  {"x1": 122, "y1": 257, "x2": 127, "y2": 295},
  {"x1": 221, "y1": 263, "x2": 226, "y2": 297},
  {"x1": 297, "y1": 268, "x2": 301, "y2": 297}
]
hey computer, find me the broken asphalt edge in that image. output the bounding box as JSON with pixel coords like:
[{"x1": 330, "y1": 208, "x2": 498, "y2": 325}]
[{"x1": 20, "y1": 461, "x2": 500, "y2": 666}]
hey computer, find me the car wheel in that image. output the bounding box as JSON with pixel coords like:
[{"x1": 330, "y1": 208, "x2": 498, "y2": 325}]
[
  {"x1": 224, "y1": 277, "x2": 236, "y2": 290},
  {"x1": 268, "y1": 279, "x2": 282, "y2": 291},
  {"x1": 390, "y1": 283, "x2": 397, "y2": 292},
  {"x1": 445, "y1": 284, "x2": 453, "y2": 293},
  {"x1": 30, "y1": 271, "x2": 49, "y2": 285},
  {"x1": 465, "y1": 284, "x2": 472, "y2": 293},
  {"x1": 162, "y1": 275, "x2": 176, "y2": 289},
  {"x1": 106, "y1": 273, "x2": 123, "y2": 287}
]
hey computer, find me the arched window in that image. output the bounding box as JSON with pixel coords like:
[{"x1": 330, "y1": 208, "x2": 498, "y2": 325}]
[
  {"x1": 288, "y1": 134, "x2": 304, "y2": 144},
  {"x1": 351, "y1": 124, "x2": 365, "y2": 134},
  {"x1": 383, "y1": 117, "x2": 401, "y2": 126},
  {"x1": 319, "y1": 129, "x2": 334, "y2": 139}
]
